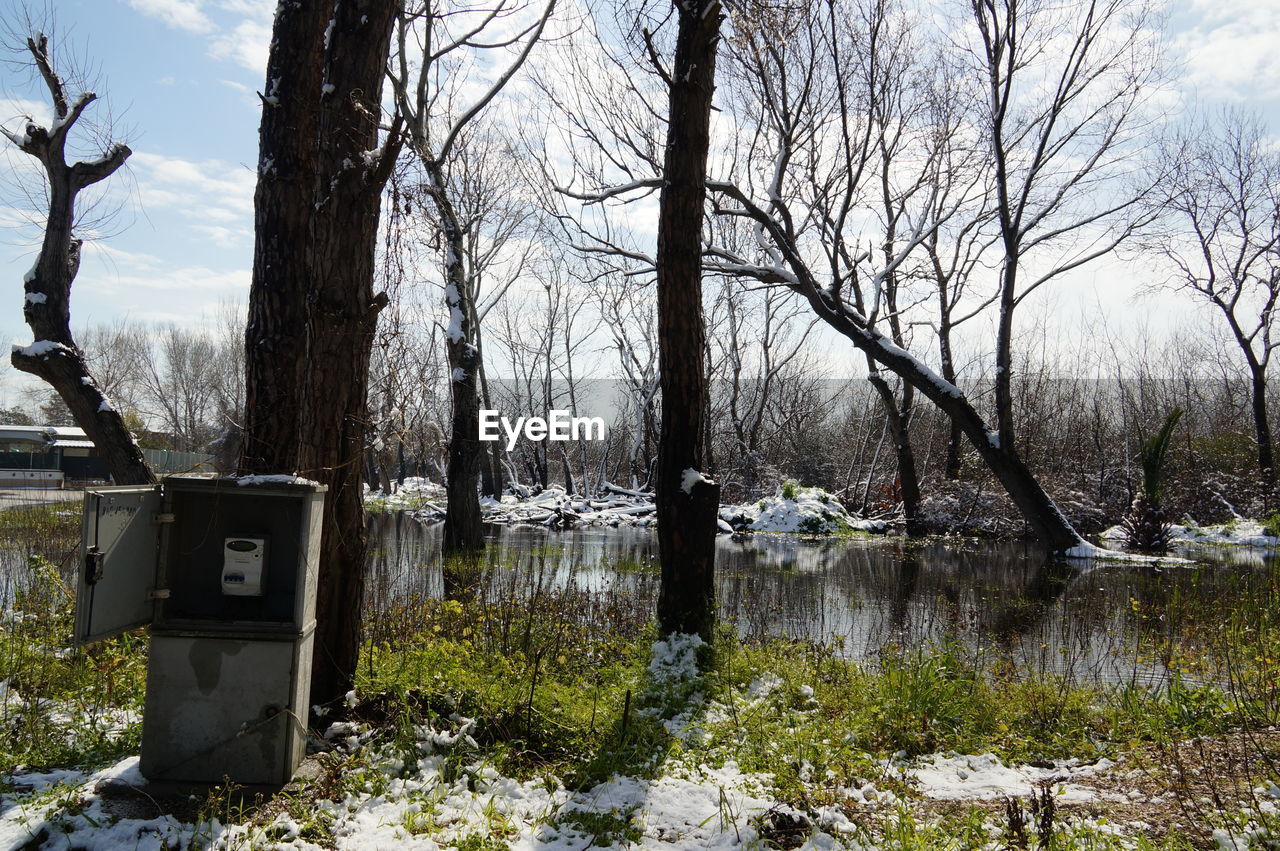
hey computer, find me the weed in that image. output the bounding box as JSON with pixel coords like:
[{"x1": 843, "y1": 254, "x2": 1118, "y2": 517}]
[
  {"x1": 1, "y1": 556, "x2": 146, "y2": 772},
  {"x1": 552, "y1": 807, "x2": 643, "y2": 846}
]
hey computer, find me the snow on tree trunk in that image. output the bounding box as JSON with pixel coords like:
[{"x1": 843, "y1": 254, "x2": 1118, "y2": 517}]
[{"x1": 432, "y1": 171, "x2": 486, "y2": 552}]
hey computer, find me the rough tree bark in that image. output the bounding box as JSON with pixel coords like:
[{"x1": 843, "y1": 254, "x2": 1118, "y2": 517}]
[
  {"x1": 240, "y1": 0, "x2": 399, "y2": 705},
  {"x1": 239, "y1": 1, "x2": 326, "y2": 477},
  {"x1": 655, "y1": 0, "x2": 724, "y2": 640},
  {"x1": 3, "y1": 33, "x2": 154, "y2": 486}
]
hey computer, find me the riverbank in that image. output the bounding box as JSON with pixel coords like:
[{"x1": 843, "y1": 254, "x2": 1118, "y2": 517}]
[{"x1": 4, "y1": 539, "x2": 1279, "y2": 848}]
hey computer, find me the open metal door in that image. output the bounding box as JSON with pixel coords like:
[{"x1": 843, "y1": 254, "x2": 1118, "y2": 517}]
[{"x1": 75, "y1": 485, "x2": 163, "y2": 644}]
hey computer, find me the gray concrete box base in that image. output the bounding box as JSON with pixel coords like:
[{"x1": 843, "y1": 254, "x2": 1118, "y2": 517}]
[{"x1": 140, "y1": 630, "x2": 313, "y2": 787}]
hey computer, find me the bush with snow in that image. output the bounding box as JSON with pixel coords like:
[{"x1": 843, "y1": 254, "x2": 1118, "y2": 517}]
[{"x1": 723, "y1": 482, "x2": 883, "y2": 535}]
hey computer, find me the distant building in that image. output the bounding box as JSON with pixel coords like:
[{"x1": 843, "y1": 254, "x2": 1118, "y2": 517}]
[
  {"x1": 0, "y1": 425, "x2": 217, "y2": 486},
  {"x1": 0, "y1": 424, "x2": 107, "y2": 486}
]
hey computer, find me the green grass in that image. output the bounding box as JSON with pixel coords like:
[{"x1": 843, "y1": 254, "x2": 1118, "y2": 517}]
[
  {"x1": 353, "y1": 614, "x2": 1252, "y2": 800},
  {"x1": 0, "y1": 556, "x2": 147, "y2": 773}
]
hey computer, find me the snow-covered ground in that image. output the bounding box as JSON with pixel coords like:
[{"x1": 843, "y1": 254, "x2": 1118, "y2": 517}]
[
  {"x1": 365, "y1": 477, "x2": 448, "y2": 512},
  {"x1": 1100, "y1": 519, "x2": 1280, "y2": 548},
  {"x1": 371, "y1": 476, "x2": 1280, "y2": 552},
  {"x1": 886, "y1": 752, "x2": 1116, "y2": 803},
  {"x1": 380, "y1": 481, "x2": 891, "y2": 537},
  {"x1": 2, "y1": 636, "x2": 1232, "y2": 850}
]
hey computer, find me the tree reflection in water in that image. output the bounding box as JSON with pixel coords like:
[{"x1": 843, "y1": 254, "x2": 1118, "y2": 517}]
[{"x1": 364, "y1": 513, "x2": 1274, "y2": 687}]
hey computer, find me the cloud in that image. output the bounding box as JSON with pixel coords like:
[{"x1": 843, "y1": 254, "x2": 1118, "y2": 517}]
[
  {"x1": 111, "y1": 264, "x2": 249, "y2": 293},
  {"x1": 124, "y1": 0, "x2": 271, "y2": 75},
  {"x1": 127, "y1": 0, "x2": 215, "y2": 34},
  {"x1": 80, "y1": 240, "x2": 250, "y2": 298},
  {"x1": 193, "y1": 223, "x2": 248, "y2": 248},
  {"x1": 1175, "y1": 0, "x2": 1280, "y2": 103},
  {"x1": 216, "y1": 0, "x2": 273, "y2": 15},
  {"x1": 209, "y1": 18, "x2": 271, "y2": 75},
  {"x1": 0, "y1": 97, "x2": 53, "y2": 138},
  {"x1": 129, "y1": 151, "x2": 255, "y2": 237}
]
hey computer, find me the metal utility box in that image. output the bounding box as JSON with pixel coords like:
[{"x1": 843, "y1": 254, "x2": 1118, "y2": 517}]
[{"x1": 76, "y1": 475, "x2": 326, "y2": 787}]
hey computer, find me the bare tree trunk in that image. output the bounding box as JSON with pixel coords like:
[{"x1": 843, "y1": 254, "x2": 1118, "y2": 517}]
[
  {"x1": 6, "y1": 34, "x2": 153, "y2": 486},
  {"x1": 477, "y1": 358, "x2": 500, "y2": 498},
  {"x1": 868, "y1": 370, "x2": 922, "y2": 534},
  {"x1": 994, "y1": 259, "x2": 1018, "y2": 452},
  {"x1": 655, "y1": 0, "x2": 723, "y2": 641},
  {"x1": 240, "y1": 0, "x2": 326, "y2": 477},
  {"x1": 938, "y1": 325, "x2": 963, "y2": 480},
  {"x1": 430, "y1": 164, "x2": 486, "y2": 550},
  {"x1": 240, "y1": 0, "x2": 398, "y2": 705},
  {"x1": 1250, "y1": 362, "x2": 1276, "y2": 490}
]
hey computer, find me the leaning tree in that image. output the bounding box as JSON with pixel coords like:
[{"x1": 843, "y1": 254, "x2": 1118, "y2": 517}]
[{"x1": 2, "y1": 28, "x2": 153, "y2": 485}]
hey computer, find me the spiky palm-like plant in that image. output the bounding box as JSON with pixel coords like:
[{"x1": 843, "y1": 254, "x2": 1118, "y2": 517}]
[{"x1": 1121, "y1": 408, "x2": 1184, "y2": 552}]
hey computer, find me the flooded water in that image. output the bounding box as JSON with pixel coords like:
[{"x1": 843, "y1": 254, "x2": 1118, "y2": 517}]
[{"x1": 366, "y1": 513, "x2": 1278, "y2": 687}]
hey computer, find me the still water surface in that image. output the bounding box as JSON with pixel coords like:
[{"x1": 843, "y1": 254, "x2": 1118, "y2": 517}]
[{"x1": 367, "y1": 513, "x2": 1275, "y2": 687}]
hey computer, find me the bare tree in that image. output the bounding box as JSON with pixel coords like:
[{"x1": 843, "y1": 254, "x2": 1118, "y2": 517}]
[
  {"x1": 968, "y1": 0, "x2": 1162, "y2": 455},
  {"x1": 137, "y1": 325, "x2": 220, "y2": 452},
  {"x1": 704, "y1": 272, "x2": 818, "y2": 498},
  {"x1": 79, "y1": 318, "x2": 147, "y2": 415},
  {"x1": 593, "y1": 271, "x2": 661, "y2": 489},
  {"x1": 1156, "y1": 110, "x2": 1280, "y2": 489},
  {"x1": 1, "y1": 25, "x2": 153, "y2": 484},
  {"x1": 388, "y1": 0, "x2": 556, "y2": 551},
  {"x1": 697, "y1": 0, "x2": 1096, "y2": 550}
]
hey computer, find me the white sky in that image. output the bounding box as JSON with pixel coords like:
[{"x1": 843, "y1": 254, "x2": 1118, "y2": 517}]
[{"x1": 1, "y1": 0, "x2": 1279, "y2": 405}]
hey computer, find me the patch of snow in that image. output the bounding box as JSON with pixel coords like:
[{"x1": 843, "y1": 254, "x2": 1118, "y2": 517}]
[
  {"x1": 1102, "y1": 519, "x2": 1280, "y2": 549},
  {"x1": 890, "y1": 752, "x2": 1115, "y2": 803},
  {"x1": 263, "y1": 76, "x2": 281, "y2": 107},
  {"x1": 681, "y1": 467, "x2": 714, "y2": 493},
  {"x1": 234, "y1": 474, "x2": 321, "y2": 487},
  {"x1": 746, "y1": 672, "x2": 784, "y2": 698},
  {"x1": 724, "y1": 483, "x2": 884, "y2": 535},
  {"x1": 24, "y1": 292, "x2": 45, "y2": 306},
  {"x1": 1062, "y1": 541, "x2": 1191, "y2": 564},
  {"x1": 12, "y1": 339, "x2": 69, "y2": 358},
  {"x1": 648, "y1": 632, "x2": 705, "y2": 682}
]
